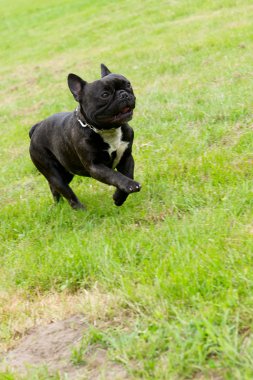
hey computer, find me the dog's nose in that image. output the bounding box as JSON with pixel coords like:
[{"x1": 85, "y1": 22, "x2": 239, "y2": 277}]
[{"x1": 118, "y1": 90, "x2": 129, "y2": 100}]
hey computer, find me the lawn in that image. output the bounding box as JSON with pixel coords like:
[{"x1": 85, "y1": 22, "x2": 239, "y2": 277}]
[{"x1": 1, "y1": 0, "x2": 253, "y2": 378}]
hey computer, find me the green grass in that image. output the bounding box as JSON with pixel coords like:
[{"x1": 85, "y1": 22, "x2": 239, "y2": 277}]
[{"x1": 1, "y1": 0, "x2": 253, "y2": 378}]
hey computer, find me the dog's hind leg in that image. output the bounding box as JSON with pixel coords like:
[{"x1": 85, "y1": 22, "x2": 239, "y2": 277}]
[
  {"x1": 30, "y1": 151, "x2": 84, "y2": 209},
  {"x1": 49, "y1": 169, "x2": 74, "y2": 204},
  {"x1": 49, "y1": 183, "x2": 61, "y2": 203},
  {"x1": 48, "y1": 172, "x2": 84, "y2": 209}
]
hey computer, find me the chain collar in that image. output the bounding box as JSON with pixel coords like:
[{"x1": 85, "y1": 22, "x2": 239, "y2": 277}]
[
  {"x1": 75, "y1": 106, "x2": 118, "y2": 134},
  {"x1": 75, "y1": 107, "x2": 100, "y2": 133}
]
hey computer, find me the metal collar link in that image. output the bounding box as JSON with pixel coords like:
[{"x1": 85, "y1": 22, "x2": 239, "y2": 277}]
[
  {"x1": 75, "y1": 106, "x2": 118, "y2": 134},
  {"x1": 75, "y1": 107, "x2": 100, "y2": 133}
]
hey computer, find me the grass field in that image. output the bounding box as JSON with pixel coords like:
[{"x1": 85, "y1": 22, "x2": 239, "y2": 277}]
[{"x1": 1, "y1": 0, "x2": 253, "y2": 378}]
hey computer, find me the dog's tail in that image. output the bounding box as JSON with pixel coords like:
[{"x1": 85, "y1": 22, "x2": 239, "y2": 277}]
[{"x1": 29, "y1": 123, "x2": 39, "y2": 139}]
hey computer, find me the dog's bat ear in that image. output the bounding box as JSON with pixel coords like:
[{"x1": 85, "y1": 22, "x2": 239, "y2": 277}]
[
  {"x1": 101, "y1": 63, "x2": 111, "y2": 78},
  {"x1": 67, "y1": 73, "x2": 86, "y2": 102}
]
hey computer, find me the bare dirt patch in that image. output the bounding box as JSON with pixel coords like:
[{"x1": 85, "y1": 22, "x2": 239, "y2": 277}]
[
  {"x1": 1, "y1": 314, "x2": 129, "y2": 379},
  {"x1": 0, "y1": 289, "x2": 133, "y2": 379}
]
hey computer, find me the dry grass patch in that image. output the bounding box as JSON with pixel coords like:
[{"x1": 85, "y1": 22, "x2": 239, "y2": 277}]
[
  {"x1": 0, "y1": 286, "x2": 133, "y2": 353},
  {"x1": 0, "y1": 287, "x2": 135, "y2": 378}
]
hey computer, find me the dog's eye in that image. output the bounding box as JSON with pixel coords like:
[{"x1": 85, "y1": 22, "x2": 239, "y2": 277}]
[
  {"x1": 101, "y1": 91, "x2": 110, "y2": 98},
  {"x1": 126, "y1": 82, "x2": 131, "y2": 88}
]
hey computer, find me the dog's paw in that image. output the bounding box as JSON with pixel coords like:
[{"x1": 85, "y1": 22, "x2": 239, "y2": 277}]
[
  {"x1": 70, "y1": 200, "x2": 86, "y2": 210},
  {"x1": 126, "y1": 181, "x2": 141, "y2": 194},
  {"x1": 113, "y1": 189, "x2": 128, "y2": 206},
  {"x1": 114, "y1": 198, "x2": 126, "y2": 207}
]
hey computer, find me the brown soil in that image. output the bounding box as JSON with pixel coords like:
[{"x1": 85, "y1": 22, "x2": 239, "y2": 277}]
[{"x1": 1, "y1": 315, "x2": 129, "y2": 379}]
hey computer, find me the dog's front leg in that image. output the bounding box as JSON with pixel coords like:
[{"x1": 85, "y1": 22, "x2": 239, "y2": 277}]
[
  {"x1": 88, "y1": 162, "x2": 141, "y2": 197},
  {"x1": 113, "y1": 154, "x2": 136, "y2": 206}
]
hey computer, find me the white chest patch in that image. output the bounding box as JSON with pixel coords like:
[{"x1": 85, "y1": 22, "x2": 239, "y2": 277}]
[{"x1": 98, "y1": 127, "x2": 129, "y2": 169}]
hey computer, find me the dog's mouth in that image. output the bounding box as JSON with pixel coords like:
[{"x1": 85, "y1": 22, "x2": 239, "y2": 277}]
[
  {"x1": 97, "y1": 106, "x2": 134, "y2": 125},
  {"x1": 115, "y1": 106, "x2": 133, "y2": 121},
  {"x1": 120, "y1": 106, "x2": 131, "y2": 114}
]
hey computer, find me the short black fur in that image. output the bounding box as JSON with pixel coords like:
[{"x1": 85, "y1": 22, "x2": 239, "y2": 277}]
[{"x1": 29, "y1": 64, "x2": 141, "y2": 209}]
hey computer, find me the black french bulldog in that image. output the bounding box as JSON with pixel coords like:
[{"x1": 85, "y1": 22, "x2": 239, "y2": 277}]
[{"x1": 29, "y1": 64, "x2": 141, "y2": 209}]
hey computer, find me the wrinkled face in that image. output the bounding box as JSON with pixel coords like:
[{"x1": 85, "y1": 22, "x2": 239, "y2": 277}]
[
  {"x1": 68, "y1": 68, "x2": 136, "y2": 129},
  {"x1": 82, "y1": 74, "x2": 136, "y2": 128}
]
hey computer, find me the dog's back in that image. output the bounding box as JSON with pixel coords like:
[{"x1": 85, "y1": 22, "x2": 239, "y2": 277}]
[{"x1": 29, "y1": 123, "x2": 40, "y2": 139}]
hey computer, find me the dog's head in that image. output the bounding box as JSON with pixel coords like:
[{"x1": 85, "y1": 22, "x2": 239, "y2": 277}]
[{"x1": 68, "y1": 64, "x2": 136, "y2": 129}]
